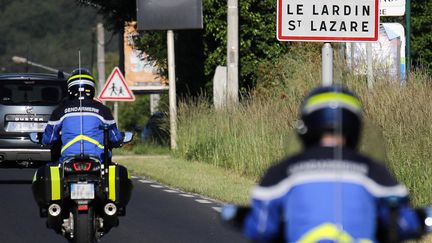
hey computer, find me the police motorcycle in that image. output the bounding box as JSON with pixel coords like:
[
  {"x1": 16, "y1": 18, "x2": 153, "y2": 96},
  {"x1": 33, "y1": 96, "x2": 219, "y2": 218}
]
[{"x1": 30, "y1": 125, "x2": 133, "y2": 243}]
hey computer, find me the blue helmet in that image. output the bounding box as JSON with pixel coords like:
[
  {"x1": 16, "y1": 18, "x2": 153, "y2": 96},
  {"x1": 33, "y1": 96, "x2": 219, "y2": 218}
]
[{"x1": 296, "y1": 85, "x2": 363, "y2": 148}]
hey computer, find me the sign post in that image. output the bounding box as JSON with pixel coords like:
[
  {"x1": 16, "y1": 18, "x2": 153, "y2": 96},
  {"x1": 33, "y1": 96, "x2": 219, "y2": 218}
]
[
  {"x1": 137, "y1": 0, "x2": 203, "y2": 150},
  {"x1": 167, "y1": 30, "x2": 177, "y2": 149},
  {"x1": 322, "y1": 43, "x2": 333, "y2": 86},
  {"x1": 277, "y1": 0, "x2": 379, "y2": 86}
]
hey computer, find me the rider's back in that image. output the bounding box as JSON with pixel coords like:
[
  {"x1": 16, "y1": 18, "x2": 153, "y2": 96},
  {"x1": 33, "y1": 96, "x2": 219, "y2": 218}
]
[
  {"x1": 247, "y1": 146, "x2": 404, "y2": 242},
  {"x1": 42, "y1": 68, "x2": 121, "y2": 162},
  {"x1": 56, "y1": 99, "x2": 118, "y2": 159}
]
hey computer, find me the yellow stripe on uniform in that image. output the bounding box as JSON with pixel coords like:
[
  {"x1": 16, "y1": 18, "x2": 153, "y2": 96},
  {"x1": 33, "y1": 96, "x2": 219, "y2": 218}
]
[
  {"x1": 306, "y1": 92, "x2": 362, "y2": 111},
  {"x1": 298, "y1": 223, "x2": 372, "y2": 243},
  {"x1": 109, "y1": 165, "x2": 116, "y2": 201},
  {"x1": 50, "y1": 166, "x2": 61, "y2": 200},
  {"x1": 61, "y1": 135, "x2": 104, "y2": 153},
  {"x1": 68, "y1": 74, "x2": 95, "y2": 81}
]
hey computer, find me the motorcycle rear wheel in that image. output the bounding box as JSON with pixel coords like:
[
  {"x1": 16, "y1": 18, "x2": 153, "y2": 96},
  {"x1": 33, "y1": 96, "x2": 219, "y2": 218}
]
[{"x1": 72, "y1": 206, "x2": 96, "y2": 243}]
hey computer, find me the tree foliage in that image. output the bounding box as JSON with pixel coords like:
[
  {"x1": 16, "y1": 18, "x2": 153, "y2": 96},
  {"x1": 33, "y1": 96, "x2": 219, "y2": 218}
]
[
  {"x1": 411, "y1": 0, "x2": 432, "y2": 71},
  {"x1": 77, "y1": 0, "x2": 432, "y2": 94},
  {"x1": 77, "y1": 0, "x2": 289, "y2": 94},
  {"x1": 76, "y1": 0, "x2": 135, "y2": 31},
  {"x1": 140, "y1": 0, "x2": 290, "y2": 93}
]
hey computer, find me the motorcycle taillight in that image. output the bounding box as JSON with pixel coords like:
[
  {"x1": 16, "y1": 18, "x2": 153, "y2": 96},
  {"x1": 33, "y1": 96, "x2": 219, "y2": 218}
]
[{"x1": 72, "y1": 162, "x2": 92, "y2": 172}]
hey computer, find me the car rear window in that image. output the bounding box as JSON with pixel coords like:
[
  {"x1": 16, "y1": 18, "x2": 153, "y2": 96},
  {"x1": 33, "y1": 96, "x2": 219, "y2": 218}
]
[{"x1": 0, "y1": 80, "x2": 66, "y2": 105}]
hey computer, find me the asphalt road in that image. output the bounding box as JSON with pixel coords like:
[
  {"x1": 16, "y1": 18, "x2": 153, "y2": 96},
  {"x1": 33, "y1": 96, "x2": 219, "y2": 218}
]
[{"x1": 0, "y1": 169, "x2": 248, "y2": 243}]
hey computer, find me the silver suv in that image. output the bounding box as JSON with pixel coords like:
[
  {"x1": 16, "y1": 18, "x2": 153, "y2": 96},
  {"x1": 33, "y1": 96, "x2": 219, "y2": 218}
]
[{"x1": 0, "y1": 72, "x2": 67, "y2": 168}]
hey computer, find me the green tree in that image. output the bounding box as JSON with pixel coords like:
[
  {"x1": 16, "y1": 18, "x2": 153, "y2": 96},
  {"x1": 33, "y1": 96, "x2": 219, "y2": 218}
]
[
  {"x1": 411, "y1": 0, "x2": 432, "y2": 71},
  {"x1": 81, "y1": 0, "x2": 432, "y2": 83},
  {"x1": 138, "y1": 0, "x2": 290, "y2": 93},
  {"x1": 76, "y1": 0, "x2": 289, "y2": 95},
  {"x1": 76, "y1": 0, "x2": 135, "y2": 31}
]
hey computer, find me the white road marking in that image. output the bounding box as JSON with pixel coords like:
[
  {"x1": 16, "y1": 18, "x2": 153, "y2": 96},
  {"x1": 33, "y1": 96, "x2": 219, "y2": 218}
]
[
  {"x1": 212, "y1": 207, "x2": 222, "y2": 212},
  {"x1": 131, "y1": 176, "x2": 138, "y2": 179},
  {"x1": 138, "y1": 179, "x2": 152, "y2": 183},
  {"x1": 135, "y1": 178, "x2": 222, "y2": 211},
  {"x1": 195, "y1": 199, "x2": 212, "y2": 204},
  {"x1": 150, "y1": 184, "x2": 164, "y2": 188},
  {"x1": 163, "y1": 189, "x2": 178, "y2": 193}
]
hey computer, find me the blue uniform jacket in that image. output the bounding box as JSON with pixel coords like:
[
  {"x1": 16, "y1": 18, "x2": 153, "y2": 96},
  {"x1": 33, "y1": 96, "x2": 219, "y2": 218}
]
[
  {"x1": 244, "y1": 146, "x2": 423, "y2": 242},
  {"x1": 42, "y1": 98, "x2": 123, "y2": 162}
]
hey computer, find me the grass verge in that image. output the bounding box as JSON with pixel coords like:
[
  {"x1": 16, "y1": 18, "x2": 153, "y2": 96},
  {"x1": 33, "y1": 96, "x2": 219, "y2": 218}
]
[
  {"x1": 115, "y1": 143, "x2": 170, "y2": 156},
  {"x1": 113, "y1": 155, "x2": 255, "y2": 205}
]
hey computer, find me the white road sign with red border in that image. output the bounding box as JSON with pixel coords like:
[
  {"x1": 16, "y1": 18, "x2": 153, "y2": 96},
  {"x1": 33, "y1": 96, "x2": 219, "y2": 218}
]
[
  {"x1": 277, "y1": 0, "x2": 379, "y2": 42},
  {"x1": 380, "y1": 0, "x2": 405, "y2": 16},
  {"x1": 98, "y1": 67, "x2": 135, "y2": 101}
]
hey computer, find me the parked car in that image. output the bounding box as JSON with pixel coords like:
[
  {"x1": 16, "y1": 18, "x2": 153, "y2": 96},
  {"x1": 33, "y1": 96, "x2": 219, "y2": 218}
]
[
  {"x1": 0, "y1": 72, "x2": 67, "y2": 168},
  {"x1": 140, "y1": 112, "x2": 169, "y2": 145}
]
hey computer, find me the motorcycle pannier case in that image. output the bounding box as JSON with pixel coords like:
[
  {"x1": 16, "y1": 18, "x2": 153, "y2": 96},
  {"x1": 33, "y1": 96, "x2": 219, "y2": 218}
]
[
  {"x1": 108, "y1": 164, "x2": 133, "y2": 207},
  {"x1": 32, "y1": 165, "x2": 63, "y2": 208}
]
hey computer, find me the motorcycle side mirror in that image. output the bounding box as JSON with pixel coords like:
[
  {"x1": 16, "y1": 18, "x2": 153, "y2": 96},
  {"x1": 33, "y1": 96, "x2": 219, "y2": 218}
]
[
  {"x1": 122, "y1": 132, "x2": 134, "y2": 143},
  {"x1": 29, "y1": 132, "x2": 41, "y2": 143}
]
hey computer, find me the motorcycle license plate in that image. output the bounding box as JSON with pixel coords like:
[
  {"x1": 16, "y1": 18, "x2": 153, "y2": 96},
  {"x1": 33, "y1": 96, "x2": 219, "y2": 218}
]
[{"x1": 70, "y1": 183, "x2": 95, "y2": 200}]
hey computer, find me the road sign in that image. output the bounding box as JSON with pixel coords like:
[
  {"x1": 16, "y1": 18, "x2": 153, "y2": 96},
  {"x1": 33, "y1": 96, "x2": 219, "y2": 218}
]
[
  {"x1": 346, "y1": 23, "x2": 406, "y2": 81},
  {"x1": 277, "y1": 0, "x2": 379, "y2": 42},
  {"x1": 124, "y1": 22, "x2": 168, "y2": 92},
  {"x1": 380, "y1": 0, "x2": 405, "y2": 16},
  {"x1": 98, "y1": 67, "x2": 135, "y2": 101},
  {"x1": 137, "y1": 0, "x2": 203, "y2": 30}
]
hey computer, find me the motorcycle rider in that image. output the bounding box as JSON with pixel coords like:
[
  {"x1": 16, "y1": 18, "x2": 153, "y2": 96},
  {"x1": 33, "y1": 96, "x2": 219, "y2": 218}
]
[
  {"x1": 42, "y1": 68, "x2": 123, "y2": 163},
  {"x1": 237, "y1": 85, "x2": 428, "y2": 242}
]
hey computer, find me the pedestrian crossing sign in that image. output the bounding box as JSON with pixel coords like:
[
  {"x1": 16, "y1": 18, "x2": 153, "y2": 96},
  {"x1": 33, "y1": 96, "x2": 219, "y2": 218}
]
[{"x1": 98, "y1": 67, "x2": 135, "y2": 101}]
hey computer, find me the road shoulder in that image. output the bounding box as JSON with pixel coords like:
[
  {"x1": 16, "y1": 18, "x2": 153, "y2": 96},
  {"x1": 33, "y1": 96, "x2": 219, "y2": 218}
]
[{"x1": 113, "y1": 155, "x2": 254, "y2": 205}]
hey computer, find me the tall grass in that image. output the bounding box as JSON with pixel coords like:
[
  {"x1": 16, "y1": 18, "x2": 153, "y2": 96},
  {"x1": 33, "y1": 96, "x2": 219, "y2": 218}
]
[
  {"x1": 357, "y1": 76, "x2": 432, "y2": 205},
  {"x1": 176, "y1": 97, "x2": 302, "y2": 179},
  {"x1": 176, "y1": 45, "x2": 432, "y2": 205}
]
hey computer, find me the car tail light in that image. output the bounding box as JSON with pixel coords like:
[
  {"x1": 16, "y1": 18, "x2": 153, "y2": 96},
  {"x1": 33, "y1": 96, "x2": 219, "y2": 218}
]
[{"x1": 72, "y1": 162, "x2": 92, "y2": 172}]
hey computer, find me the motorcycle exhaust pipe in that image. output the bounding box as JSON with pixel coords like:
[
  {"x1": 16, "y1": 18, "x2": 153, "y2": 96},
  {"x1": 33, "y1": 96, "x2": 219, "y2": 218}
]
[
  {"x1": 48, "y1": 204, "x2": 61, "y2": 217},
  {"x1": 104, "y1": 203, "x2": 117, "y2": 216}
]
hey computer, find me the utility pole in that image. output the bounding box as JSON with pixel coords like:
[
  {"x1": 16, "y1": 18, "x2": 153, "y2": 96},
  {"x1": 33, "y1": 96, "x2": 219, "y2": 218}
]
[
  {"x1": 227, "y1": 0, "x2": 239, "y2": 106},
  {"x1": 97, "y1": 23, "x2": 106, "y2": 105}
]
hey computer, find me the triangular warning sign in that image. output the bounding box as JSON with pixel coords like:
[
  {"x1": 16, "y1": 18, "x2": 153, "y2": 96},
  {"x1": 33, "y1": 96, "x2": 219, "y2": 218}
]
[{"x1": 98, "y1": 67, "x2": 135, "y2": 101}]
